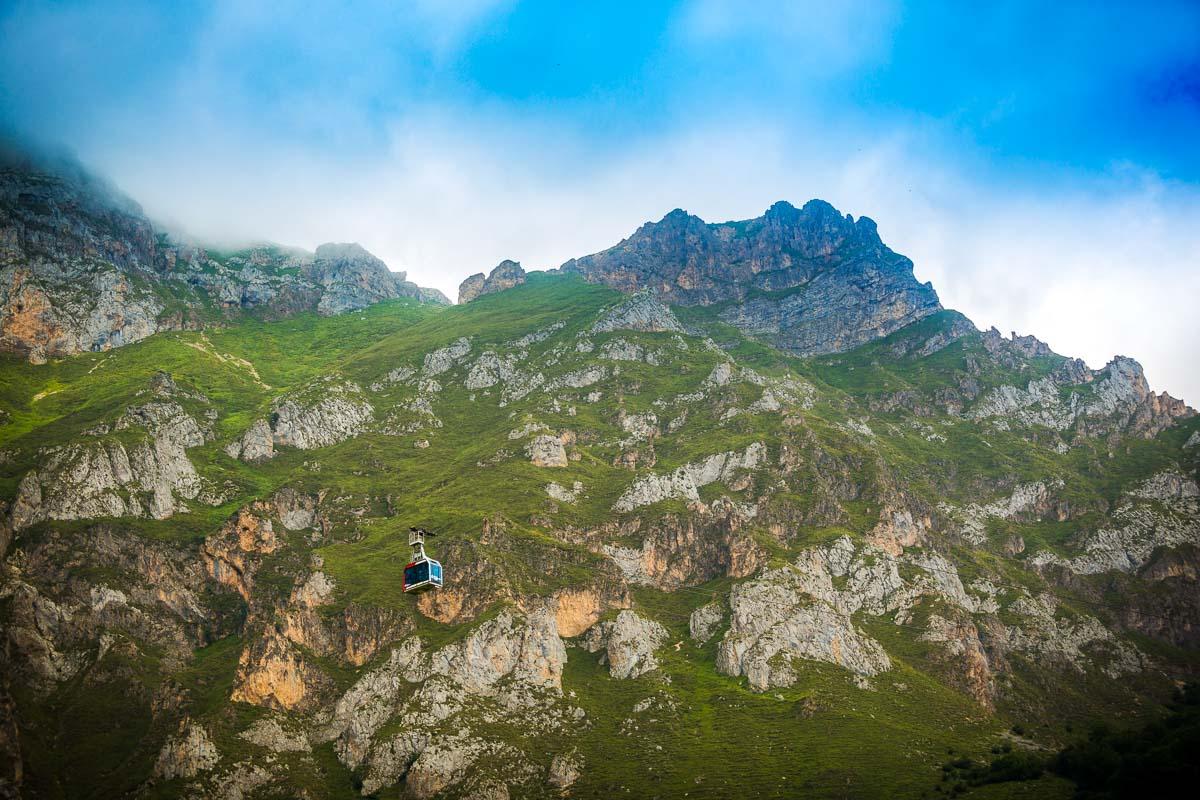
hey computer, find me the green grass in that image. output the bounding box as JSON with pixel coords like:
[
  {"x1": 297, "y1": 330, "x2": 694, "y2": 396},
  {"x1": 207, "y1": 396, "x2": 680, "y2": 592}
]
[{"x1": 562, "y1": 630, "x2": 1008, "y2": 799}]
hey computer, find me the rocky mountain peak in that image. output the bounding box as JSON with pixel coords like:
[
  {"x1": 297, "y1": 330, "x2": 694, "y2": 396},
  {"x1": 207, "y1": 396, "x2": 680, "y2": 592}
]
[
  {"x1": 0, "y1": 143, "x2": 448, "y2": 362},
  {"x1": 655, "y1": 207, "x2": 706, "y2": 229},
  {"x1": 1, "y1": 141, "x2": 157, "y2": 273},
  {"x1": 313, "y1": 242, "x2": 395, "y2": 276},
  {"x1": 458, "y1": 259, "x2": 527, "y2": 304},
  {"x1": 562, "y1": 199, "x2": 941, "y2": 356}
]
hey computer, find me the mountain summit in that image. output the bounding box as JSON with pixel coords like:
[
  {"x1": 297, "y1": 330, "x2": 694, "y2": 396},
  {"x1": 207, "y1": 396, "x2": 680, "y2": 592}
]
[
  {"x1": 0, "y1": 143, "x2": 448, "y2": 363},
  {"x1": 562, "y1": 199, "x2": 941, "y2": 355}
]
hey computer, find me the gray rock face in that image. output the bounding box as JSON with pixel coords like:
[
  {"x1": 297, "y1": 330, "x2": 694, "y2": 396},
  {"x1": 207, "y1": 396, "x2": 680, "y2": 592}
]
[
  {"x1": 225, "y1": 418, "x2": 274, "y2": 463},
  {"x1": 689, "y1": 602, "x2": 724, "y2": 643},
  {"x1": 563, "y1": 200, "x2": 941, "y2": 356},
  {"x1": 466, "y1": 352, "x2": 521, "y2": 390},
  {"x1": 612, "y1": 442, "x2": 765, "y2": 511},
  {"x1": 0, "y1": 143, "x2": 447, "y2": 363},
  {"x1": 717, "y1": 578, "x2": 892, "y2": 688},
  {"x1": 938, "y1": 480, "x2": 1062, "y2": 546},
  {"x1": 154, "y1": 720, "x2": 219, "y2": 779},
  {"x1": 321, "y1": 608, "x2": 568, "y2": 795},
  {"x1": 547, "y1": 750, "x2": 582, "y2": 789},
  {"x1": 582, "y1": 610, "x2": 668, "y2": 679},
  {"x1": 238, "y1": 717, "x2": 310, "y2": 753},
  {"x1": 590, "y1": 292, "x2": 684, "y2": 334},
  {"x1": 270, "y1": 380, "x2": 374, "y2": 450},
  {"x1": 969, "y1": 356, "x2": 1193, "y2": 439},
  {"x1": 705, "y1": 533, "x2": 1151, "y2": 692},
  {"x1": 713, "y1": 537, "x2": 958, "y2": 688},
  {"x1": 430, "y1": 607, "x2": 567, "y2": 692},
  {"x1": 458, "y1": 260, "x2": 527, "y2": 304},
  {"x1": 423, "y1": 337, "x2": 472, "y2": 376},
  {"x1": 999, "y1": 594, "x2": 1143, "y2": 678},
  {"x1": 11, "y1": 394, "x2": 210, "y2": 529},
  {"x1": 226, "y1": 379, "x2": 374, "y2": 463},
  {"x1": 404, "y1": 734, "x2": 520, "y2": 800},
  {"x1": 309, "y1": 242, "x2": 446, "y2": 314},
  {"x1": 1030, "y1": 477, "x2": 1200, "y2": 575}
]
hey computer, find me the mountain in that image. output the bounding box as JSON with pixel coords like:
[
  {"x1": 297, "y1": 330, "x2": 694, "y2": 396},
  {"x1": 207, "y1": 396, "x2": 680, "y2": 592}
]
[
  {"x1": 0, "y1": 143, "x2": 448, "y2": 364},
  {"x1": 0, "y1": 148, "x2": 1198, "y2": 800},
  {"x1": 562, "y1": 200, "x2": 942, "y2": 356}
]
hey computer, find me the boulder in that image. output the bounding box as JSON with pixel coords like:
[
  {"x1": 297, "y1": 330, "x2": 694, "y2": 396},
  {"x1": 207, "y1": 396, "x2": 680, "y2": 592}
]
[{"x1": 527, "y1": 434, "x2": 568, "y2": 468}]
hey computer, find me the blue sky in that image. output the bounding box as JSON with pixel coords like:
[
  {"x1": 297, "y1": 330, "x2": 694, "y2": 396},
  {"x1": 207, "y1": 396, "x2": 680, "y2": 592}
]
[{"x1": 2, "y1": 0, "x2": 1198, "y2": 400}]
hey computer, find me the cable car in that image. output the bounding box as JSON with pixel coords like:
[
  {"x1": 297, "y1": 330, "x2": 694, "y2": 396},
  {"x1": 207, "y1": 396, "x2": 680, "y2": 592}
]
[{"x1": 403, "y1": 526, "x2": 443, "y2": 593}]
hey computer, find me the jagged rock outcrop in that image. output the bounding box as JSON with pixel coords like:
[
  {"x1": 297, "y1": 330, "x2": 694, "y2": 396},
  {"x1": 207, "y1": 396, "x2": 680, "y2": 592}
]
[
  {"x1": 224, "y1": 418, "x2": 274, "y2": 462},
  {"x1": 319, "y1": 608, "x2": 573, "y2": 796},
  {"x1": 431, "y1": 606, "x2": 567, "y2": 692},
  {"x1": 154, "y1": 720, "x2": 219, "y2": 780},
  {"x1": 10, "y1": 379, "x2": 212, "y2": 529},
  {"x1": 2, "y1": 523, "x2": 221, "y2": 692},
  {"x1": 547, "y1": 750, "x2": 582, "y2": 790},
  {"x1": 939, "y1": 480, "x2": 1064, "y2": 546},
  {"x1": 969, "y1": 355, "x2": 1193, "y2": 439},
  {"x1": 612, "y1": 443, "x2": 765, "y2": 511},
  {"x1": 424, "y1": 337, "x2": 473, "y2": 376},
  {"x1": 715, "y1": 537, "x2": 971, "y2": 689},
  {"x1": 1030, "y1": 471, "x2": 1200, "y2": 575},
  {"x1": 0, "y1": 143, "x2": 165, "y2": 363},
  {"x1": 270, "y1": 379, "x2": 374, "y2": 450},
  {"x1": 717, "y1": 582, "x2": 892, "y2": 688},
  {"x1": 564, "y1": 200, "x2": 941, "y2": 355},
  {"x1": 581, "y1": 610, "x2": 668, "y2": 679},
  {"x1": 230, "y1": 628, "x2": 333, "y2": 711},
  {"x1": 689, "y1": 602, "x2": 724, "y2": 643},
  {"x1": 458, "y1": 260, "x2": 526, "y2": 304},
  {"x1": 997, "y1": 594, "x2": 1143, "y2": 678},
  {"x1": 0, "y1": 142, "x2": 446, "y2": 363},
  {"x1": 590, "y1": 292, "x2": 684, "y2": 334},
  {"x1": 228, "y1": 378, "x2": 374, "y2": 462},
  {"x1": 309, "y1": 242, "x2": 448, "y2": 313},
  {"x1": 200, "y1": 505, "x2": 279, "y2": 601},
  {"x1": 238, "y1": 717, "x2": 310, "y2": 753},
  {"x1": 922, "y1": 614, "x2": 995, "y2": 708},
  {"x1": 602, "y1": 502, "x2": 765, "y2": 589}
]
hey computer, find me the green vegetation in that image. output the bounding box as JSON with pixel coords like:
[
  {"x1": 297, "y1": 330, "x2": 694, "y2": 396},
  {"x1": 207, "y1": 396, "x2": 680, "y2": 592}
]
[
  {"x1": 2, "y1": 272, "x2": 1196, "y2": 798},
  {"x1": 1050, "y1": 683, "x2": 1200, "y2": 799}
]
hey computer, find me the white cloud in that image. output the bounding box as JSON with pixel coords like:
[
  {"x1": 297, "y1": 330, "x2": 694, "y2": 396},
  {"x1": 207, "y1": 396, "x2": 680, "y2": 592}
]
[{"x1": 71, "y1": 98, "x2": 1200, "y2": 407}]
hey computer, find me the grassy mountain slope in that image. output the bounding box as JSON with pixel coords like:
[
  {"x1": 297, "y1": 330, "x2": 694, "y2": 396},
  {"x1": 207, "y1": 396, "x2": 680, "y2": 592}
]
[{"x1": 1, "y1": 273, "x2": 1197, "y2": 799}]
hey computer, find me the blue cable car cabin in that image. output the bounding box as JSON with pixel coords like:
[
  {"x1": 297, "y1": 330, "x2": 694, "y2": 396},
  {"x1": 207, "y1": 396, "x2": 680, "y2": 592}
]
[
  {"x1": 403, "y1": 526, "x2": 443, "y2": 593},
  {"x1": 402, "y1": 557, "x2": 442, "y2": 592}
]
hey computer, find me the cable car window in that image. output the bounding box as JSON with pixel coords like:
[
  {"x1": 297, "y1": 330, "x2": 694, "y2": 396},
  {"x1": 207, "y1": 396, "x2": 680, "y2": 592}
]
[{"x1": 404, "y1": 561, "x2": 430, "y2": 586}]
